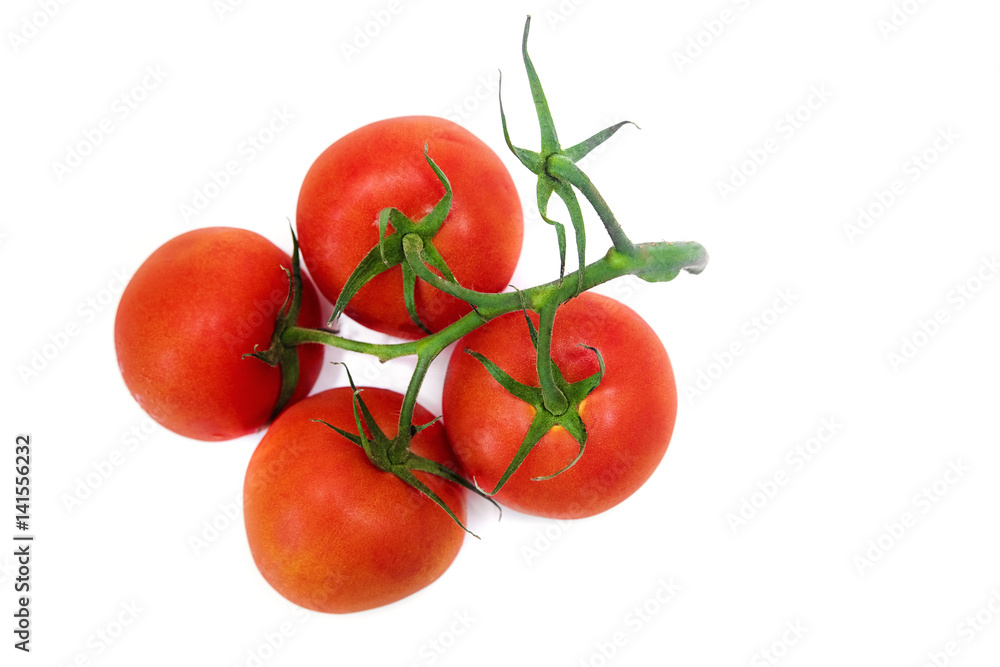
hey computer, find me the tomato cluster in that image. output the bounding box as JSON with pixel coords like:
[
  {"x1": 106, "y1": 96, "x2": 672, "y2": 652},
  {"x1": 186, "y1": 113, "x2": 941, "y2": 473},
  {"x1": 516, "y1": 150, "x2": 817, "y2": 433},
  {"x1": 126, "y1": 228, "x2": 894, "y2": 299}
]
[{"x1": 114, "y1": 20, "x2": 697, "y2": 615}]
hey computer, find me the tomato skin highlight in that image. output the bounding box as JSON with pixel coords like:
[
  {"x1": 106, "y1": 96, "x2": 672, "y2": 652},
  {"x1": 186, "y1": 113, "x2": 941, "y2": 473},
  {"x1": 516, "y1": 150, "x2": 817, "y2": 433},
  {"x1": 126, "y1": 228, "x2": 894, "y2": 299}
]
[
  {"x1": 114, "y1": 227, "x2": 324, "y2": 441},
  {"x1": 442, "y1": 292, "x2": 677, "y2": 519},
  {"x1": 243, "y1": 387, "x2": 466, "y2": 613},
  {"x1": 296, "y1": 115, "x2": 523, "y2": 339}
]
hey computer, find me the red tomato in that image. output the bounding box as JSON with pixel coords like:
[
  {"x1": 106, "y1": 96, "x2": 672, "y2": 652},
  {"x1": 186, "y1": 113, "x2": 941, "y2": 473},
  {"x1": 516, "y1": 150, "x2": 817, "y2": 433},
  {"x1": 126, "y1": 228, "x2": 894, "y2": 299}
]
[
  {"x1": 114, "y1": 227, "x2": 324, "y2": 441},
  {"x1": 296, "y1": 115, "x2": 523, "y2": 339},
  {"x1": 243, "y1": 387, "x2": 466, "y2": 613},
  {"x1": 442, "y1": 292, "x2": 676, "y2": 519}
]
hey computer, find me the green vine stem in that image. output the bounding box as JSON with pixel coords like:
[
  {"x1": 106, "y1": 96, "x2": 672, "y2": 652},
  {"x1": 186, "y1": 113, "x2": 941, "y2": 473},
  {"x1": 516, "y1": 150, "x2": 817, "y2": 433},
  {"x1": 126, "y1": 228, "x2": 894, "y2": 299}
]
[
  {"x1": 283, "y1": 242, "x2": 706, "y2": 351},
  {"x1": 546, "y1": 154, "x2": 635, "y2": 257},
  {"x1": 282, "y1": 239, "x2": 708, "y2": 435},
  {"x1": 533, "y1": 299, "x2": 568, "y2": 414}
]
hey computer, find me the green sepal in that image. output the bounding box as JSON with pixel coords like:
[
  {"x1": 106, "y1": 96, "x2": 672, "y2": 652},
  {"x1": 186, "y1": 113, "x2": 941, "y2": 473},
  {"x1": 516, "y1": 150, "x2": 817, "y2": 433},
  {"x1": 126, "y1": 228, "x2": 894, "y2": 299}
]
[
  {"x1": 311, "y1": 361, "x2": 500, "y2": 537},
  {"x1": 328, "y1": 147, "x2": 460, "y2": 329},
  {"x1": 464, "y1": 348, "x2": 542, "y2": 405},
  {"x1": 311, "y1": 418, "x2": 362, "y2": 448},
  {"x1": 406, "y1": 454, "x2": 503, "y2": 521},
  {"x1": 551, "y1": 180, "x2": 587, "y2": 295},
  {"x1": 464, "y1": 340, "x2": 607, "y2": 494},
  {"x1": 411, "y1": 415, "x2": 442, "y2": 436},
  {"x1": 401, "y1": 260, "x2": 431, "y2": 335},
  {"x1": 535, "y1": 179, "x2": 568, "y2": 282},
  {"x1": 562, "y1": 344, "x2": 605, "y2": 402},
  {"x1": 563, "y1": 120, "x2": 639, "y2": 163},
  {"x1": 330, "y1": 228, "x2": 403, "y2": 325},
  {"x1": 243, "y1": 223, "x2": 306, "y2": 423},
  {"x1": 530, "y1": 409, "x2": 587, "y2": 482},
  {"x1": 268, "y1": 343, "x2": 300, "y2": 424},
  {"x1": 528, "y1": 344, "x2": 604, "y2": 481},
  {"x1": 420, "y1": 143, "x2": 454, "y2": 232},
  {"x1": 519, "y1": 306, "x2": 539, "y2": 349},
  {"x1": 395, "y1": 467, "x2": 479, "y2": 538},
  {"x1": 520, "y1": 15, "x2": 559, "y2": 153},
  {"x1": 498, "y1": 70, "x2": 544, "y2": 174},
  {"x1": 377, "y1": 207, "x2": 405, "y2": 264},
  {"x1": 336, "y1": 362, "x2": 392, "y2": 469},
  {"x1": 488, "y1": 411, "x2": 558, "y2": 495}
]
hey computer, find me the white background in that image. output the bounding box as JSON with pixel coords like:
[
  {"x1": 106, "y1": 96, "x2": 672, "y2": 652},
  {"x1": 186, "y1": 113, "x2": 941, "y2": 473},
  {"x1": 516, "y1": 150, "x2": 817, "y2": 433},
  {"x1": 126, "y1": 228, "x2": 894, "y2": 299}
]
[{"x1": 3, "y1": 0, "x2": 1000, "y2": 665}]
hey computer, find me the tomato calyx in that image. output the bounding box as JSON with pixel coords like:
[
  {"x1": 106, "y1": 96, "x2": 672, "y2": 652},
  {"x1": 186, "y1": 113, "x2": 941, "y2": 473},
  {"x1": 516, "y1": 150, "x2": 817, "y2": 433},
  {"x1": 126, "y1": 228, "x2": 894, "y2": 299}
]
[
  {"x1": 313, "y1": 363, "x2": 500, "y2": 537},
  {"x1": 500, "y1": 15, "x2": 639, "y2": 294},
  {"x1": 243, "y1": 225, "x2": 305, "y2": 422},
  {"x1": 330, "y1": 146, "x2": 461, "y2": 335},
  {"x1": 464, "y1": 308, "x2": 606, "y2": 495}
]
